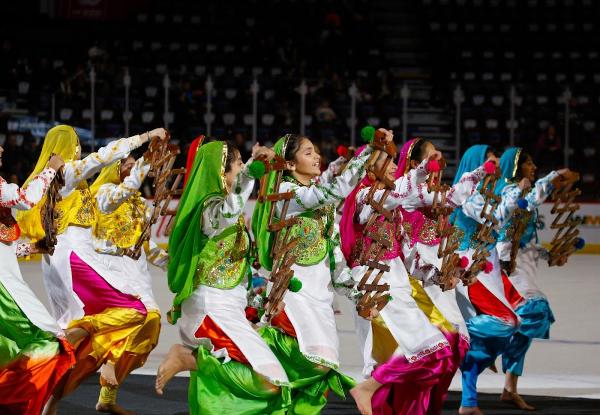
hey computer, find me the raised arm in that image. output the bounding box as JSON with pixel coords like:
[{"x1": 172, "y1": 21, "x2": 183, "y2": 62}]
[
  {"x1": 525, "y1": 171, "x2": 559, "y2": 208},
  {"x1": 0, "y1": 168, "x2": 56, "y2": 210},
  {"x1": 280, "y1": 146, "x2": 372, "y2": 216},
  {"x1": 95, "y1": 157, "x2": 150, "y2": 214},
  {"x1": 462, "y1": 184, "x2": 521, "y2": 228}
]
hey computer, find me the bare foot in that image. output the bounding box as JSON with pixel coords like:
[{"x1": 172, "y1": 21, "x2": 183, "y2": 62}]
[
  {"x1": 100, "y1": 363, "x2": 118, "y2": 386},
  {"x1": 155, "y1": 344, "x2": 195, "y2": 396},
  {"x1": 64, "y1": 327, "x2": 89, "y2": 347},
  {"x1": 95, "y1": 402, "x2": 136, "y2": 415},
  {"x1": 458, "y1": 406, "x2": 484, "y2": 415},
  {"x1": 350, "y1": 383, "x2": 375, "y2": 415},
  {"x1": 500, "y1": 388, "x2": 535, "y2": 411}
]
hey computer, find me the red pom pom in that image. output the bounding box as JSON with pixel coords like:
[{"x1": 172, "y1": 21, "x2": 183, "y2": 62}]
[
  {"x1": 427, "y1": 159, "x2": 440, "y2": 173},
  {"x1": 459, "y1": 256, "x2": 469, "y2": 268},
  {"x1": 484, "y1": 160, "x2": 497, "y2": 175},
  {"x1": 337, "y1": 145, "x2": 349, "y2": 158},
  {"x1": 483, "y1": 260, "x2": 494, "y2": 273},
  {"x1": 245, "y1": 307, "x2": 259, "y2": 323}
]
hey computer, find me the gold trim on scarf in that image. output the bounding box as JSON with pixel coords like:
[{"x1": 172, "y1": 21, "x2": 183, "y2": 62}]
[
  {"x1": 221, "y1": 142, "x2": 228, "y2": 194},
  {"x1": 404, "y1": 137, "x2": 422, "y2": 174}
]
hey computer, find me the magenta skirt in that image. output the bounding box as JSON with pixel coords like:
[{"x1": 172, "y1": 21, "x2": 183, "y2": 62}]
[
  {"x1": 70, "y1": 252, "x2": 146, "y2": 316},
  {"x1": 371, "y1": 340, "x2": 455, "y2": 415}
]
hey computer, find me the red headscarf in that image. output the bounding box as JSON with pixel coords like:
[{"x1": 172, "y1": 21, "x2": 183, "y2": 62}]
[{"x1": 184, "y1": 135, "x2": 204, "y2": 186}]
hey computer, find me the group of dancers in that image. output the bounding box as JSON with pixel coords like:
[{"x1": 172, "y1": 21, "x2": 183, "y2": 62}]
[{"x1": 0, "y1": 123, "x2": 578, "y2": 415}]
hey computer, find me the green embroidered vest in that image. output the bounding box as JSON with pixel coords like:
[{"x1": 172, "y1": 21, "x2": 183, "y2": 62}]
[
  {"x1": 287, "y1": 205, "x2": 334, "y2": 266},
  {"x1": 195, "y1": 216, "x2": 250, "y2": 289}
]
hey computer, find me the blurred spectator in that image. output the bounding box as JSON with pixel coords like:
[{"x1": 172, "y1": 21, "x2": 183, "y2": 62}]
[
  {"x1": 535, "y1": 125, "x2": 563, "y2": 171},
  {"x1": 315, "y1": 99, "x2": 336, "y2": 123}
]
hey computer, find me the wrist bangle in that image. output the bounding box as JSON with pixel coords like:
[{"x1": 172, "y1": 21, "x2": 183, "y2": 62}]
[{"x1": 146, "y1": 131, "x2": 151, "y2": 142}]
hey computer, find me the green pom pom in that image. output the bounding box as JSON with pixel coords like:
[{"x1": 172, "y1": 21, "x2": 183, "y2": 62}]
[
  {"x1": 248, "y1": 160, "x2": 266, "y2": 179},
  {"x1": 288, "y1": 277, "x2": 302, "y2": 293},
  {"x1": 387, "y1": 295, "x2": 393, "y2": 301},
  {"x1": 361, "y1": 125, "x2": 376, "y2": 143}
]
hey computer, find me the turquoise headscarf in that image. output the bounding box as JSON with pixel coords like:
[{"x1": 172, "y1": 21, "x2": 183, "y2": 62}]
[
  {"x1": 495, "y1": 147, "x2": 521, "y2": 196},
  {"x1": 452, "y1": 144, "x2": 489, "y2": 185},
  {"x1": 251, "y1": 136, "x2": 288, "y2": 271},
  {"x1": 167, "y1": 141, "x2": 227, "y2": 323}
]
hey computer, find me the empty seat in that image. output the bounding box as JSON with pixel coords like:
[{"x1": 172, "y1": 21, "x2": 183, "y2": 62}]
[
  {"x1": 60, "y1": 108, "x2": 73, "y2": 121},
  {"x1": 82, "y1": 109, "x2": 92, "y2": 119},
  {"x1": 261, "y1": 114, "x2": 275, "y2": 126},
  {"x1": 142, "y1": 112, "x2": 155, "y2": 123},
  {"x1": 223, "y1": 113, "x2": 236, "y2": 125},
  {"x1": 101, "y1": 110, "x2": 114, "y2": 121}
]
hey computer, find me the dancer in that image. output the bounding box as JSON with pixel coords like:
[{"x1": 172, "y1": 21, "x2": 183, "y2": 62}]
[
  {"x1": 16, "y1": 125, "x2": 167, "y2": 415},
  {"x1": 0, "y1": 149, "x2": 82, "y2": 414},
  {"x1": 396, "y1": 138, "x2": 491, "y2": 414},
  {"x1": 89, "y1": 153, "x2": 167, "y2": 412},
  {"x1": 496, "y1": 147, "x2": 567, "y2": 410},
  {"x1": 341, "y1": 135, "x2": 482, "y2": 415},
  {"x1": 156, "y1": 140, "x2": 291, "y2": 415},
  {"x1": 252, "y1": 133, "x2": 378, "y2": 414},
  {"x1": 452, "y1": 145, "x2": 529, "y2": 415}
]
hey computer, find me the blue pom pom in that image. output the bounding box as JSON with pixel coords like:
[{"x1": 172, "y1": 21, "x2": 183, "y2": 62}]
[
  {"x1": 360, "y1": 125, "x2": 376, "y2": 143},
  {"x1": 519, "y1": 241, "x2": 526, "y2": 248},
  {"x1": 252, "y1": 276, "x2": 267, "y2": 288},
  {"x1": 575, "y1": 238, "x2": 586, "y2": 250},
  {"x1": 517, "y1": 198, "x2": 529, "y2": 209}
]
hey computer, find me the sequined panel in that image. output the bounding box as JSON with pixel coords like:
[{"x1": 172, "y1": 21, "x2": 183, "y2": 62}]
[
  {"x1": 0, "y1": 207, "x2": 19, "y2": 242},
  {"x1": 196, "y1": 218, "x2": 250, "y2": 289}
]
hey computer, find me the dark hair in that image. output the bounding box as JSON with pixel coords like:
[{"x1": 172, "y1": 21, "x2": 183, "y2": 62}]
[
  {"x1": 409, "y1": 139, "x2": 431, "y2": 163},
  {"x1": 515, "y1": 151, "x2": 532, "y2": 180},
  {"x1": 224, "y1": 140, "x2": 240, "y2": 173},
  {"x1": 282, "y1": 134, "x2": 308, "y2": 161},
  {"x1": 486, "y1": 146, "x2": 498, "y2": 158}
]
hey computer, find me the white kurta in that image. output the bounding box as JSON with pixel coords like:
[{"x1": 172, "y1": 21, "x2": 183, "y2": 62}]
[
  {"x1": 496, "y1": 172, "x2": 558, "y2": 300},
  {"x1": 40, "y1": 135, "x2": 148, "y2": 328},
  {"x1": 400, "y1": 165, "x2": 486, "y2": 340},
  {"x1": 273, "y1": 147, "x2": 372, "y2": 369},
  {"x1": 0, "y1": 170, "x2": 63, "y2": 336},
  {"x1": 177, "y1": 161, "x2": 289, "y2": 385},
  {"x1": 92, "y1": 157, "x2": 160, "y2": 312}
]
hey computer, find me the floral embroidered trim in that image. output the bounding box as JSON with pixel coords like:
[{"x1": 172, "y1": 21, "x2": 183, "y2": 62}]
[{"x1": 406, "y1": 339, "x2": 451, "y2": 363}]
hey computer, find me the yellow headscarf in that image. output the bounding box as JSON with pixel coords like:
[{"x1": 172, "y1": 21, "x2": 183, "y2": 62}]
[
  {"x1": 89, "y1": 160, "x2": 121, "y2": 196},
  {"x1": 16, "y1": 125, "x2": 83, "y2": 241}
]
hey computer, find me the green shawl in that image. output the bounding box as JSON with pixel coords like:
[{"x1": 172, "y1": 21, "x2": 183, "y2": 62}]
[
  {"x1": 167, "y1": 141, "x2": 227, "y2": 323},
  {"x1": 251, "y1": 136, "x2": 287, "y2": 271}
]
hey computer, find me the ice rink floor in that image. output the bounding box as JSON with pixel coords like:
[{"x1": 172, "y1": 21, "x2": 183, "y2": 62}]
[{"x1": 18, "y1": 254, "x2": 600, "y2": 404}]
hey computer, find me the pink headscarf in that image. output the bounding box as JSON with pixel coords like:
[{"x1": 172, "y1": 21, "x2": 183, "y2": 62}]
[
  {"x1": 396, "y1": 138, "x2": 441, "y2": 247},
  {"x1": 339, "y1": 145, "x2": 371, "y2": 263},
  {"x1": 396, "y1": 138, "x2": 421, "y2": 179}
]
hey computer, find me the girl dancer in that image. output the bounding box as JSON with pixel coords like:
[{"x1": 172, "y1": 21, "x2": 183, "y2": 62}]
[
  {"x1": 252, "y1": 133, "x2": 379, "y2": 414},
  {"x1": 89, "y1": 154, "x2": 167, "y2": 412},
  {"x1": 495, "y1": 147, "x2": 568, "y2": 410},
  {"x1": 451, "y1": 145, "x2": 529, "y2": 415},
  {"x1": 342, "y1": 134, "x2": 484, "y2": 415},
  {"x1": 0, "y1": 149, "x2": 80, "y2": 414},
  {"x1": 156, "y1": 140, "x2": 291, "y2": 415},
  {"x1": 17, "y1": 125, "x2": 167, "y2": 415},
  {"x1": 396, "y1": 138, "x2": 491, "y2": 415}
]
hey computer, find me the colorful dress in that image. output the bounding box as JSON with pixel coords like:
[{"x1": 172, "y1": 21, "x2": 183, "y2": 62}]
[
  {"x1": 253, "y1": 136, "x2": 368, "y2": 414},
  {"x1": 16, "y1": 125, "x2": 151, "y2": 397},
  {"x1": 0, "y1": 170, "x2": 75, "y2": 414},
  {"x1": 168, "y1": 141, "x2": 290, "y2": 415},
  {"x1": 451, "y1": 145, "x2": 522, "y2": 408},
  {"x1": 89, "y1": 157, "x2": 164, "y2": 403},
  {"x1": 495, "y1": 147, "x2": 558, "y2": 377},
  {"x1": 341, "y1": 154, "x2": 456, "y2": 415},
  {"x1": 395, "y1": 139, "x2": 486, "y2": 414}
]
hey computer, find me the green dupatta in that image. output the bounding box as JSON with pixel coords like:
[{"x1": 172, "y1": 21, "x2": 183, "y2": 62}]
[{"x1": 167, "y1": 141, "x2": 227, "y2": 323}]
